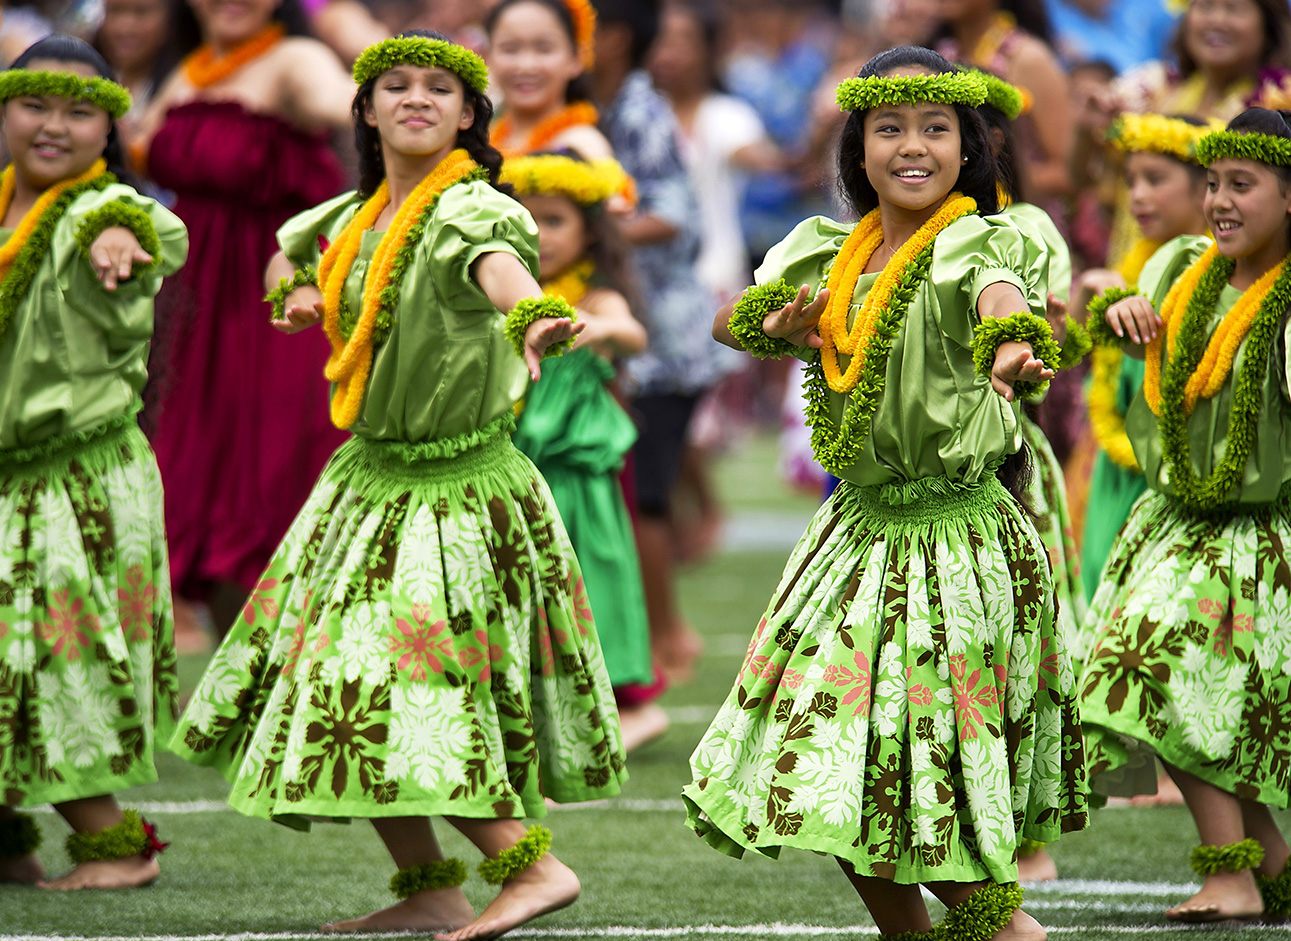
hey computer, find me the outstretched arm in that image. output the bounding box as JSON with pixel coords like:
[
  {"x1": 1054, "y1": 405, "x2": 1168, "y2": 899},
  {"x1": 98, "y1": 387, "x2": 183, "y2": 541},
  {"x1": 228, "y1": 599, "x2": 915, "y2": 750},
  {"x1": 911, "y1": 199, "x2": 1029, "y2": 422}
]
[
  {"x1": 977, "y1": 281, "x2": 1056, "y2": 402},
  {"x1": 473, "y1": 252, "x2": 586, "y2": 380}
]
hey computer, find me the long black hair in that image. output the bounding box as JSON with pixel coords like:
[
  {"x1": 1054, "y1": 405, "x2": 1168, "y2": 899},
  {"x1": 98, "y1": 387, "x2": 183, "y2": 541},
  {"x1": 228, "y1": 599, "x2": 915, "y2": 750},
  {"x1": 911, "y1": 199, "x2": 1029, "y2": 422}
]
[
  {"x1": 8, "y1": 34, "x2": 137, "y2": 186},
  {"x1": 167, "y1": 0, "x2": 310, "y2": 62},
  {"x1": 485, "y1": 0, "x2": 594, "y2": 103},
  {"x1": 351, "y1": 30, "x2": 507, "y2": 198},
  {"x1": 936, "y1": 0, "x2": 1054, "y2": 46},
  {"x1": 836, "y1": 46, "x2": 1001, "y2": 216}
]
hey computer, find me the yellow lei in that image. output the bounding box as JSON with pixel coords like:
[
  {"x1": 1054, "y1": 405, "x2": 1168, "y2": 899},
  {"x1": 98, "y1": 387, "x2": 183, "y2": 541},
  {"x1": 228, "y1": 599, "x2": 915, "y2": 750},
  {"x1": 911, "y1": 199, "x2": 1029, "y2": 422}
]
[
  {"x1": 1087, "y1": 237, "x2": 1162, "y2": 470},
  {"x1": 820, "y1": 195, "x2": 977, "y2": 394},
  {"x1": 318, "y1": 149, "x2": 478, "y2": 429},
  {"x1": 541, "y1": 259, "x2": 593, "y2": 306},
  {"x1": 1143, "y1": 243, "x2": 1284, "y2": 416},
  {"x1": 0, "y1": 158, "x2": 106, "y2": 282}
]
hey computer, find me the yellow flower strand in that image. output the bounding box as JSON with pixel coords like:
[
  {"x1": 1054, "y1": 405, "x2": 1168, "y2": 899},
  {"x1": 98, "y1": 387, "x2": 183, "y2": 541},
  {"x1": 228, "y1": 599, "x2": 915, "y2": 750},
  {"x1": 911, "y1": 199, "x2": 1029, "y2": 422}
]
[
  {"x1": 319, "y1": 149, "x2": 478, "y2": 429},
  {"x1": 819, "y1": 194, "x2": 977, "y2": 394},
  {"x1": 541, "y1": 259, "x2": 593, "y2": 307},
  {"x1": 1086, "y1": 237, "x2": 1160, "y2": 472},
  {"x1": 0, "y1": 158, "x2": 106, "y2": 282},
  {"x1": 1184, "y1": 259, "x2": 1285, "y2": 410},
  {"x1": 1143, "y1": 243, "x2": 1213, "y2": 412}
]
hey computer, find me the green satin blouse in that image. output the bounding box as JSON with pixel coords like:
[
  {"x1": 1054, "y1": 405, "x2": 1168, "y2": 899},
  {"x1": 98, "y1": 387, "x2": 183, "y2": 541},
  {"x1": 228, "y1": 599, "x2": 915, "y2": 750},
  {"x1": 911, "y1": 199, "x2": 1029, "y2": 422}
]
[{"x1": 999, "y1": 201, "x2": 1071, "y2": 303}]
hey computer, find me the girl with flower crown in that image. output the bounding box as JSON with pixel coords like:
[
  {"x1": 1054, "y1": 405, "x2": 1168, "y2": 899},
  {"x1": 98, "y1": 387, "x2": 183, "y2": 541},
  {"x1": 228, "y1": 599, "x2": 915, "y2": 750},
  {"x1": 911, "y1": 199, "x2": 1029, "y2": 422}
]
[
  {"x1": 485, "y1": 0, "x2": 612, "y2": 161},
  {"x1": 168, "y1": 32, "x2": 625, "y2": 940},
  {"x1": 686, "y1": 45, "x2": 1088, "y2": 941},
  {"x1": 0, "y1": 34, "x2": 187, "y2": 891},
  {"x1": 1076, "y1": 114, "x2": 1214, "y2": 604},
  {"x1": 1081, "y1": 107, "x2": 1291, "y2": 923},
  {"x1": 503, "y1": 151, "x2": 668, "y2": 750}
]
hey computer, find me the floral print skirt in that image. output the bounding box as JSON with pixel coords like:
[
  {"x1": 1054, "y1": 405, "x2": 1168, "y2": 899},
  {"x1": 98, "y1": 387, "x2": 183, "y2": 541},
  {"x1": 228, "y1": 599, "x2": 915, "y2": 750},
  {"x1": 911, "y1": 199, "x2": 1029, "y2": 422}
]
[
  {"x1": 1080, "y1": 490, "x2": 1291, "y2": 806},
  {"x1": 0, "y1": 417, "x2": 177, "y2": 807},
  {"x1": 682, "y1": 473, "x2": 1089, "y2": 885},
  {"x1": 1022, "y1": 416, "x2": 1089, "y2": 659},
  {"x1": 170, "y1": 423, "x2": 626, "y2": 826}
]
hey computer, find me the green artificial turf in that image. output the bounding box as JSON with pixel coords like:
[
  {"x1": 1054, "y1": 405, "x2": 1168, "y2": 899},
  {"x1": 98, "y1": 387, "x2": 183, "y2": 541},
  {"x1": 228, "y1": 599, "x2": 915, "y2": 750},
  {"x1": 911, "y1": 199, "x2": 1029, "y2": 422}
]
[{"x1": 5, "y1": 436, "x2": 1291, "y2": 940}]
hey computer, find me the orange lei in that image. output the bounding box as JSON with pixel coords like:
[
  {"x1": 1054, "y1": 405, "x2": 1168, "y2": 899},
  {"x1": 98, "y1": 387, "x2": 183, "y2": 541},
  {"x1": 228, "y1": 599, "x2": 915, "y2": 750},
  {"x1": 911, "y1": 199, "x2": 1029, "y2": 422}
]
[
  {"x1": 491, "y1": 102, "x2": 600, "y2": 158},
  {"x1": 318, "y1": 149, "x2": 479, "y2": 429},
  {"x1": 182, "y1": 24, "x2": 285, "y2": 88},
  {"x1": 1144, "y1": 243, "x2": 1285, "y2": 416},
  {"x1": 0, "y1": 158, "x2": 106, "y2": 282},
  {"x1": 819, "y1": 194, "x2": 977, "y2": 394}
]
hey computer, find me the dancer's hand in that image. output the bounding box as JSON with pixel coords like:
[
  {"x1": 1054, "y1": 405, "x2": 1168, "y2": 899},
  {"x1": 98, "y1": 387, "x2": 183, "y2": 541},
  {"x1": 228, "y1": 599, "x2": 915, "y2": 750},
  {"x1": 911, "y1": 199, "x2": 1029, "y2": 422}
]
[
  {"x1": 763, "y1": 285, "x2": 829, "y2": 349},
  {"x1": 1105, "y1": 295, "x2": 1161, "y2": 345},
  {"x1": 525, "y1": 317, "x2": 586, "y2": 381},
  {"x1": 992, "y1": 341, "x2": 1054, "y2": 402},
  {"x1": 90, "y1": 226, "x2": 152, "y2": 291},
  {"x1": 272, "y1": 286, "x2": 325, "y2": 334}
]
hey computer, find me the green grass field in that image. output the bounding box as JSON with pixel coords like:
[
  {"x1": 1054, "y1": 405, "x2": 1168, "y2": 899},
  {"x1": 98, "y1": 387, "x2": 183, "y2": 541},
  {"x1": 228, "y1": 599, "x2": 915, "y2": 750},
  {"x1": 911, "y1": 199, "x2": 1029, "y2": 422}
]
[{"x1": 4, "y1": 435, "x2": 1291, "y2": 940}]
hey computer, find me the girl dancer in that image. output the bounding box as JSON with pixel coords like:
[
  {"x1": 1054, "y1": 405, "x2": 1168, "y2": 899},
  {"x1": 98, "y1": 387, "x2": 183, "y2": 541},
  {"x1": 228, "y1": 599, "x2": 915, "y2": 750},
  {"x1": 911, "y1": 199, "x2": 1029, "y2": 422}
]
[
  {"x1": 1082, "y1": 107, "x2": 1291, "y2": 922},
  {"x1": 170, "y1": 33, "x2": 625, "y2": 939},
  {"x1": 0, "y1": 35, "x2": 187, "y2": 890},
  {"x1": 686, "y1": 46, "x2": 1087, "y2": 941}
]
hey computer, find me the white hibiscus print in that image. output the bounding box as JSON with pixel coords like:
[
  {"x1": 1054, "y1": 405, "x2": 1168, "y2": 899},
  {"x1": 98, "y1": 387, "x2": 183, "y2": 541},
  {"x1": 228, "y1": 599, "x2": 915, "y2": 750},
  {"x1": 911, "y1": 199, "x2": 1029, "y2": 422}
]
[
  {"x1": 38, "y1": 662, "x2": 121, "y2": 767},
  {"x1": 387, "y1": 684, "x2": 473, "y2": 792}
]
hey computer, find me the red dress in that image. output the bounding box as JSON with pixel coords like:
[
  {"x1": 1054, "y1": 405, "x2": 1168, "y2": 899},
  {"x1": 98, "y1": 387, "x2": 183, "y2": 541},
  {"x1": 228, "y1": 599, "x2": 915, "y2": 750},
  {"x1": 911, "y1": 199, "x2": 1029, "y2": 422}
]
[{"x1": 147, "y1": 100, "x2": 347, "y2": 595}]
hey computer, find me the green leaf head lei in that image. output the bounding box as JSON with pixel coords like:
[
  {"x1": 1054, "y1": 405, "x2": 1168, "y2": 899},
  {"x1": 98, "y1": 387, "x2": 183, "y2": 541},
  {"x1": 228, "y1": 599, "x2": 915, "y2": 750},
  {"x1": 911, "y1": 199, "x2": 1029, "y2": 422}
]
[
  {"x1": 353, "y1": 35, "x2": 489, "y2": 93},
  {"x1": 968, "y1": 68, "x2": 1025, "y2": 121},
  {"x1": 835, "y1": 69, "x2": 987, "y2": 113},
  {"x1": 1196, "y1": 129, "x2": 1291, "y2": 168},
  {"x1": 0, "y1": 69, "x2": 131, "y2": 119}
]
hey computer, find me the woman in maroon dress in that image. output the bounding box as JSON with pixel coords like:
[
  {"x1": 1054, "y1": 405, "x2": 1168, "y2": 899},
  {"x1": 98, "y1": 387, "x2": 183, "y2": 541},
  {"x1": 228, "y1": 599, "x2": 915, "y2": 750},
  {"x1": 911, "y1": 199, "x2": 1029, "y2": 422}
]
[{"x1": 134, "y1": 0, "x2": 354, "y2": 632}]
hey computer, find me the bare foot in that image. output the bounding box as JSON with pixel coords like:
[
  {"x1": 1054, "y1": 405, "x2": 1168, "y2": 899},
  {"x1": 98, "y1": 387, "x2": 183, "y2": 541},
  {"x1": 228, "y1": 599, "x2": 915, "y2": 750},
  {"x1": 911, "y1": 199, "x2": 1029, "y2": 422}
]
[
  {"x1": 0, "y1": 851, "x2": 44, "y2": 884},
  {"x1": 1165, "y1": 872, "x2": 1264, "y2": 922},
  {"x1": 435, "y1": 853, "x2": 580, "y2": 940},
  {"x1": 37, "y1": 854, "x2": 159, "y2": 890},
  {"x1": 618, "y1": 703, "x2": 669, "y2": 753},
  {"x1": 995, "y1": 908, "x2": 1047, "y2": 941},
  {"x1": 1017, "y1": 848, "x2": 1057, "y2": 883},
  {"x1": 656, "y1": 623, "x2": 703, "y2": 686},
  {"x1": 322, "y1": 886, "x2": 475, "y2": 933}
]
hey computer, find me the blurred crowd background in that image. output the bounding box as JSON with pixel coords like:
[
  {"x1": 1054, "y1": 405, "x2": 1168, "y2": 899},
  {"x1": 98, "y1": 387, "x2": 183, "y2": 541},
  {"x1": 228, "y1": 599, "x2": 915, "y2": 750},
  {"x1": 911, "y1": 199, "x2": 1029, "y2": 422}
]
[{"x1": 14, "y1": 0, "x2": 1290, "y2": 681}]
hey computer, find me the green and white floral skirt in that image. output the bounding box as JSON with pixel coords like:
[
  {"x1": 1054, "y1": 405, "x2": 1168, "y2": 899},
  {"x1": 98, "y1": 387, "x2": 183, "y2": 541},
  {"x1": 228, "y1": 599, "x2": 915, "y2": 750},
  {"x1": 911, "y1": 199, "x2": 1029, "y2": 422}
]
[
  {"x1": 683, "y1": 473, "x2": 1089, "y2": 885},
  {"x1": 1080, "y1": 490, "x2": 1291, "y2": 806},
  {"x1": 1021, "y1": 416, "x2": 1089, "y2": 658},
  {"x1": 0, "y1": 415, "x2": 177, "y2": 807},
  {"x1": 171, "y1": 419, "x2": 627, "y2": 825}
]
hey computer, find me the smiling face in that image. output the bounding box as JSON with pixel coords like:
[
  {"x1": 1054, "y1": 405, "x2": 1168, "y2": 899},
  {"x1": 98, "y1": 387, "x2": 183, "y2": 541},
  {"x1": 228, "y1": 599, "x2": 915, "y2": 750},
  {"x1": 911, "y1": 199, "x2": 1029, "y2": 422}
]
[
  {"x1": 364, "y1": 64, "x2": 474, "y2": 162},
  {"x1": 521, "y1": 193, "x2": 590, "y2": 276},
  {"x1": 1126, "y1": 151, "x2": 1207, "y2": 243},
  {"x1": 187, "y1": 0, "x2": 277, "y2": 47},
  {"x1": 1204, "y1": 157, "x2": 1291, "y2": 260},
  {"x1": 1, "y1": 59, "x2": 112, "y2": 191},
  {"x1": 488, "y1": 0, "x2": 582, "y2": 115},
  {"x1": 1183, "y1": 0, "x2": 1264, "y2": 77},
  {"x1": 861, "y1": 78, "x2": 963, "y2": 214}
]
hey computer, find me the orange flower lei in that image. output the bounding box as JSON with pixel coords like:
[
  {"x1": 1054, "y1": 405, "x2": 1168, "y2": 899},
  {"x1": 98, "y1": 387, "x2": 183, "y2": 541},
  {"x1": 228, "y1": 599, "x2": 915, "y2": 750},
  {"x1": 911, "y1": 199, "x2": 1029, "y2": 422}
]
[
  {"x1": 819, "y1": 194, "x2": 977, "y2": 394},
  {"x1": 491, "y1": 101, "x2": 600, "y2": 158},
  {"x1": 182, "y1": 24, "x2": 285, "y2": 88},
  {"x1": 562, "y1": 0, "x2": 597, "y2": 69},
  {"x1": 1143, "y1": 242, "x2": 1285, "y2": 416},
  {"x1": 319, "y1": 149, "x2": 480, "y2": 429},
  {"x1": 0, "y1": 158, "x2": 106, "y2": 282}
]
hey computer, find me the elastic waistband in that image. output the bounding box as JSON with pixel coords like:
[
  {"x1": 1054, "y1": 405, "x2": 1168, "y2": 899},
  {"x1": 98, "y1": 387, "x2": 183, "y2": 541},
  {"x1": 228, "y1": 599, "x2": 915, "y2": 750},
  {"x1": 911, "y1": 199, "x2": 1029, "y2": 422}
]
[
  {"x1": 0, "y1": 413, "x2": 137, "y2": 472},
  {"x1": 1161, "y1": 479, "x2": 1291, "y2": 521},
  {"x1": 346, "y1": 414, "x2": 519, "y2": 482},
  {"x1": 845, "y1": 472, "x2": 1008, "y2": 526}
]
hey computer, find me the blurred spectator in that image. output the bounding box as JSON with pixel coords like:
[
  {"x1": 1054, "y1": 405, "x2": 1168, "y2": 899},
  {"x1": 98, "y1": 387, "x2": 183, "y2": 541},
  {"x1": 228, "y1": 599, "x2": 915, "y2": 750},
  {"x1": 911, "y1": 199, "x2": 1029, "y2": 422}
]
[
  {"x1": 134, "y1": 0, "x2": 352, "y2": 637},
  {"x1": 486, "y1": 0, "x2": 614, "y2": 159},
  {"x1": 95, "y1": 0, "x2": 174, "y2": 127},
  {"x1": 1043, "y1": 0, "x2": 1178, "y2": 74},
  {"x1": 936, "y1": 0, "x2": 1074, "y2": 203},
  {"x1": 721, "y1": 0, "x2": 833, "y2": 263},
  {"x1": 368, "y1": 0, "x2": 488, "y2": 51},
  {"x1": 1067, "y1": 58, "x2": 1118, "y2": 269},
  {"x1": 308, "y1": 0, "x2": 388, "y2": 64}
]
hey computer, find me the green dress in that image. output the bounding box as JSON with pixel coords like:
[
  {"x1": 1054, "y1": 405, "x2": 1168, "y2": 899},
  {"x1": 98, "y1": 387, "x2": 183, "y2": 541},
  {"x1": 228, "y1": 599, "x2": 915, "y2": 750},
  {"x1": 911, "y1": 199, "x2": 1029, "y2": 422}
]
[
  {"x1": 683, "y1": 214, "x2": 1089, "y2": 885},
  {"x1": 0, "y1": 184, "x2": 188, "y2": 806},
  {"x1": 1080, "y1": 235, "x2": 1291, "y2": 804},
  {"x1": 999, "y1": 201, "x2": 1088, "y2": 640},
  {"x1": 512, "y1": 344, "x2": 653, "y2": 689},
  {"x1": 170, "y1": 180, "x2": 627, "y2": 825}
]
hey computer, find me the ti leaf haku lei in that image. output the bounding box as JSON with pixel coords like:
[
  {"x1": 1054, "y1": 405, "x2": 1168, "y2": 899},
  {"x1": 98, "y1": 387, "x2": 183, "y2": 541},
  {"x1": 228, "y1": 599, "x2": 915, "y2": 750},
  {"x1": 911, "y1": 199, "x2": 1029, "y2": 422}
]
[
  {"x1": 319, "y1": 149, "x2": 486, "y2": 429},
  {"x1": 0, "y1": 70, "x2": 131, "y2": 118},
  {"x1": 73, "y1": 200, "x2": 161, "y2": 264},
  {"x1": 1085, "y1": 285, "x2": 1143, "y2": 348},
  {"x1": 504, "y1": 296, "x2": 578, "y2": 360},
  {"x1": 0, "y1": 158, "x2": 113, "y2": 347},
  {"x1": 1058, "y1": 314, "x2": 1092, "y2": 369},
  {"x1": 389, "y1": 858, "x2": 468, "y2": 898},
  {"x1": 728, "y1": 281, "x2": 803, "y2": 360},
  {"x1": 66, "y1": 810, "x2": 168, "y2": 864},
  {"x1": 353, "y1": 36, "x2": 489, "y2": 92},
  {"x1": 835, "y1": 70, "x2": 987, "y2": 112},
  {"x1": 1190, "y1": 838, "x2": 1264, "y2": 876},
  {"x1": 971, "y1": 312, "x2": 1062, "y2": 398},
  {"x1": 492, "y1": 102, "x2": 600, "y2": 158},
  {"x1": 970, "y1": 68, "x2": 1026, "y2": 120},
  {"x1": 803, "y1": 194, "x2": 977, "y2": 473},
  {"x1": 1145, "y1": 243, "x2": 1291, "y2": 510}
]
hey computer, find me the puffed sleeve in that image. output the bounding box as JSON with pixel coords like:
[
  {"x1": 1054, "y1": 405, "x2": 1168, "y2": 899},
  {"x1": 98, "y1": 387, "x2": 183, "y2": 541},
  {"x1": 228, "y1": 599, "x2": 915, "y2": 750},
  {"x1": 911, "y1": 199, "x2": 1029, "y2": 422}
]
[
  {"x1": 426, "y1": 180, "x2": 540, "y2": 308},
  {"x1": 752, "y1": 215, "x2": 853, "y2": 294},
  {"x1": 276, "y1": 190, "x2": 363, "y2": 271},
  {"x1": 999, "y1": 201, "x2": 1071, "y2": 302},
  {"x1": 1139, "y1": 234, "x2": 1212, "y2": 309},
  {"x1": 53, "y1": 183, "x2": 188, "y2": 335}
]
